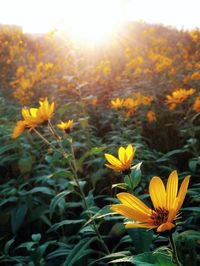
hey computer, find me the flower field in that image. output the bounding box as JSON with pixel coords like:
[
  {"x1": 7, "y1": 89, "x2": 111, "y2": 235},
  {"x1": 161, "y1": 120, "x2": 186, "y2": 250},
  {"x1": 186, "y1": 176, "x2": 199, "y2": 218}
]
[{"x1": 0, "y1": 22, "x2": 200, "y2": 265}]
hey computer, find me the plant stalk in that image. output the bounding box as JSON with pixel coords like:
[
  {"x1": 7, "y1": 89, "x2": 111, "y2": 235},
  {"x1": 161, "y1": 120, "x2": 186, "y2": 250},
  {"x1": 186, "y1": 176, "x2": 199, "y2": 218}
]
[{"x1": 168, "y1": 232, "x2": 182, "y2": 266}]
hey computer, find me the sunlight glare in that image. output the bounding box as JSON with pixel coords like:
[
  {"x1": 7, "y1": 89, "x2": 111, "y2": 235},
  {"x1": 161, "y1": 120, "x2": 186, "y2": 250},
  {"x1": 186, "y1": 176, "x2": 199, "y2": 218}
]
[{"x1": 58, "y1": 0, "x2": 125, "y2": 45}]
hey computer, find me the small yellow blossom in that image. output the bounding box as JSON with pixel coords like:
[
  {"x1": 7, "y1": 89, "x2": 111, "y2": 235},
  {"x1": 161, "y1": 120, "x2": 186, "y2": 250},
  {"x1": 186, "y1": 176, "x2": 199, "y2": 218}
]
[
  {"x1": 57, "y1": 120, "x2": 74, "y2": 133},
  {"x1": 147, "y1": 110, "x2": 156, "y2": 123},
  {"x1": 166, "y1": 88, "x2": 196, "y2": 110},
  {"x1": 21, "y1": 107, "x2": 40, "y2": 129},
  {"x1": 192, "y1": 95, "x2": 200, "y2": 112},
  {"x1": 191, "y1": 72, "x2": 200, "y2": 80},
  {"x1": 105, "y1": 144, "x2": 136, "y2": 172},
  {"x1": 37, "y1": 98, "x2": 55, "y2": 122},
  {"x1": 12, "y1": 120, "x2": 26, "y2": 139},
  {"x1": 111, "y1": 98, "x2": 124, "y2": 109},
  {"x1": 111, "y1": 170, "x2": 190, "y2": 233},
  {"x1": 12, "y1": 98, "x2": 55, "y2": 138}
]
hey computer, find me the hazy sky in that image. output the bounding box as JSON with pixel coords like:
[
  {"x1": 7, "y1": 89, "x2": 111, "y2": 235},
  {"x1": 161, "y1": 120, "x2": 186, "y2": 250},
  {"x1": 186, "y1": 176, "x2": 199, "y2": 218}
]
[{"x1": 0, "y1": 0, "x2": 200, "y2": 33}]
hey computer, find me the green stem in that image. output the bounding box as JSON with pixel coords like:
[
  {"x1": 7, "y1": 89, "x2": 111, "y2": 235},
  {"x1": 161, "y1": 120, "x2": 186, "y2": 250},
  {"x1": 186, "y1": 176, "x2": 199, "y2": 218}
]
[
  {"x1": 67, "y1": 138, "x2": 110, "y2": 255},
  {"x1": 33, "y1": 128, "x2": 52, "y2": 147},
  {"x1": 168, "y1": 232, "x2": 182, "y2": 266}
]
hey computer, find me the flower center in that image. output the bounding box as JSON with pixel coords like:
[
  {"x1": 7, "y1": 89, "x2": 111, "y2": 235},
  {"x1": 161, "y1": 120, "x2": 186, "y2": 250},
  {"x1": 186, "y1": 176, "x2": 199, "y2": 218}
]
[{"x1": 151, "y1": 207, "x2": 169, "y2": 226}]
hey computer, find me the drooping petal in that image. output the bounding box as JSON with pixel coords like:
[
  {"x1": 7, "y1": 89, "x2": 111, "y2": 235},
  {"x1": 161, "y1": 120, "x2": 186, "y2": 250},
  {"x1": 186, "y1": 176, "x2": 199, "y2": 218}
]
[
  {"x1": 118, "y1": 147, "x2": 126, "y2": 164},
  {"x1": 166, "y1": 170, "x2": 178, "y2": 210},
  {"x1": 117, "y1": 193, "x2": 152, "y2": 215},
  {"x1": 125, "y1": 222, "x2": 156, "y2": 230},
  {"x1": 12, "y1": 120, "x2": 26, "y2": 139},
  {"x1": 176, "y1": 175, "x2": 190, "y2": 212},
  {"x1": 111, "y1": 204, "x2": 149, "y2": 222},
  {"x1": 105, "y1": 153, "x2": 122, "y2": 167},
  {"x1": 157, "y1": 222, "x2": 175, "y2": 232},
  {"x1": 149, "y1": 176, "x2": 166, "y2": 209}
]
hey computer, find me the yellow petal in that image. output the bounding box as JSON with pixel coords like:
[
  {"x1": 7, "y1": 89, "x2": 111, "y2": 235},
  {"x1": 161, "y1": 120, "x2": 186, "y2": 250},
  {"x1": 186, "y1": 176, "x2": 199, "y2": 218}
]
[
  {"x1": 157, "y1": 222, "x2": 175, "y2": 232},
  {"x1": 117, "y1": 193, "x2": 152, "y2": 215},
  {"x1": 167, "y1": 208, "x2": 178, "y2": 223},
  {"x1": 105, "y1": 164, "x2": 121, "y2": 171},
  {"x1": 125, "y1": 144, "x2": 135, "y2": 162},
  {"x1": 12, "y1": 120, "x2": 26, "y2": 139},
  {"x1": 21, "y1": 108, "x2": 29, "y2": 119},
  {"x1": 125, "y1": 222, "x2": 156, "y2": 229},
  {"x1": 149, "y1": 176, "x2": 166, "y2": 209},
  {"x1": 166, "y1": 170, "x2": 178, "y2": 210},
  {"x1": 105, "y1": 153, "x2": 122, "y2": 167},
  {"x1": 111, "y1": 204, "x2": 149, "y2": 222},
  {"x1": 30, "y1": 108, "x2": 38, "y2": 117},
  {"x1": 118, "y1": 147, "x2": 126, "y2": 164},
  {"x1": 176, "y1": 175, "x2": 190, "y2": 211}
]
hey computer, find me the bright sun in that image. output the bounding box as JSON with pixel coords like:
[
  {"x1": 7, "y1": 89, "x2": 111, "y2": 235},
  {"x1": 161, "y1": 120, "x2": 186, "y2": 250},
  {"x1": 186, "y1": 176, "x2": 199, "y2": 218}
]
[
  {"x1": 0, "y1": 0, "x2": 127, "y2": 46},
  {"x1": 58, "y1": 0, "x2": 125, "y2": 45}
]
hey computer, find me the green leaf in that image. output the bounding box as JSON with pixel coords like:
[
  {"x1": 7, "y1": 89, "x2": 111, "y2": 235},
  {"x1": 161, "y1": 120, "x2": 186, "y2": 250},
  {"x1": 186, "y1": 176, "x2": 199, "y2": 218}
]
[
  {"x1": 189, "y1": 157, "x2": 200, "y2": 172},
  {"x1": 181, "y1": 207, "x2": 200, "y2": 212},
  {"x1": 49, "y1": 190, "x2": 72, "y2": 219},
  {"x1": 31, "y1": 233, "x2": 41, "y2": 242},
  {"x1": 11, "y1": 204, "x2": 28, "y2": 234},
  {"x1": 47, "y1": 219, "x2": 85, "y2": 233},
  {"x1": 4, "y1": 238, "x2": 15, "y2": 254},
  {"x1": 0, "y1": 196, "x2": 18, "y2": 207},
  {"x1": 18, "y1": 156, "x2": 32, "y2": 174},
  {"x1": 77, "y1": 146, "x2": 104, "y2": 169},
  {"x1": 62, "y1": 237, "x2": 97, "y2": 266},
  {"x1": 130, "y1": 252, "x2": 175, "y2": 266},
  {"x1": 130, "y1": 162, "x2": 142, "y2": 189},
  {"x1": 128, "y1": 228, "x2": 153, "y2": 253},
  {"x1": 28, "y1": 187, "x2": 54, "y2": 195},
  {"x1": 112, "y1": 183, "x2": 128, "y2": 190}
]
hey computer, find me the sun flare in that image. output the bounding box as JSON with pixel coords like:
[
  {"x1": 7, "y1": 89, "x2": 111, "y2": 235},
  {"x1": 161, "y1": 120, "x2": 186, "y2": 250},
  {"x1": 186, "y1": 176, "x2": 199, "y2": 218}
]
[{"x1": 58, "y1": 0, "x2": 125, "y2": 45}]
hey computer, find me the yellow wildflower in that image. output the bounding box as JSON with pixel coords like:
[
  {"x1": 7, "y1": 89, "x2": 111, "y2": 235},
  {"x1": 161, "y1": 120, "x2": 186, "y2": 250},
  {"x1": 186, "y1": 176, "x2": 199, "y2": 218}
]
[
  {"x1": 191, "y1": 72, "x2": 200, "y2": 80},
  {"x1": 21, "y1": 107, "x2": 40, "y2": 129},
  {"x1": 111, "y1": 98, "x2": 124, "y2": 109},
  {"x1": 147, "y1": 110, "x2": 156, "y2": 123},
  {"x1": 57, "y1": 120, "x2": 74, "y2": 133},
  {"x1": 12, "y1": 98, "x2": 55, "y2": 138},
  {"x1": 105, "y1": 144, "x2": 136, "y2": 172},
  {"x1": 192, "y1": 95, "x2": 200, "y2": 112},
  {"x1": 111, "y1": 170, "x2": 190, "y2": 233},
  {"x1": 37, "y1": 98, "x2": 55, "y2": 122},
  {"x1": 12, "y1": 120, "x2": 26, "y2": 139},
  {"x1": 166, "y1": 88, "x2": 196, "y2": 110}
]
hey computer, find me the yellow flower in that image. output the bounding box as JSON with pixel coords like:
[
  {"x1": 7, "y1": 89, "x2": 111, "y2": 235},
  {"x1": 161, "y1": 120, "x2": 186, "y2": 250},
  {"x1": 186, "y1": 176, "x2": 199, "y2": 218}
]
[
  {"x1": 166, "y1": 88, "x2": 196, "y2": 110},
  {"x1": 12, "y1": 98, "x2": 55, "y2": 138},
  {"x1": 192, "y1": 94, "x2": 200, "y2": 112},
  {"x1": 105, "y1": 144, "x2": 136, "y2": 172},
  {"x1": 21, "y1": 107, "x2": 40, "y2": 129},
  {"x1": 111, "y1": 170, "x2": 190, "y2": 233},
  {"x1": 37, "y1": 98, "x2": 55, "y2": 122},
  {"x1": 111, "y1": 98, "x2": 124, "y2": 109},
  {"x1": 191, "y1": 72, "x2": 200, "y2": 80},
  {"x1": 12, "y1": 120, "x2": 26, "y2": 139},
  {"x1": 147, "y1": 110, "x2": 156, "y2": 123},
  {"x1": 57, "y1": 120, "x2": 74, "y2": 133}
]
